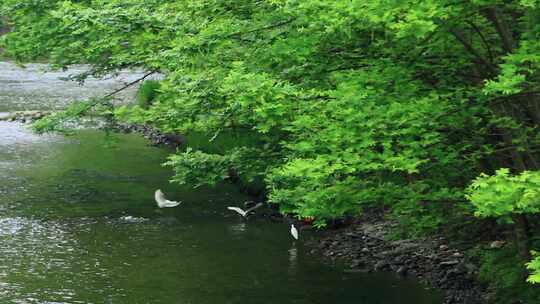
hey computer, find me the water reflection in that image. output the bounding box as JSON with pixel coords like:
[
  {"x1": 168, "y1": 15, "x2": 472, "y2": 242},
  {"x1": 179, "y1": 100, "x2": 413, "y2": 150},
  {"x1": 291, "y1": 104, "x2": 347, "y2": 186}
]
[
  {"x1": 118, "y1": 215, "x2": 148, "y2": 224},
  {"x1": 288, "y1": 246, "x2": 298, "y2": 275},
  {"x1": 229, "y1": 222, "x2": 248, "y2": 237}
]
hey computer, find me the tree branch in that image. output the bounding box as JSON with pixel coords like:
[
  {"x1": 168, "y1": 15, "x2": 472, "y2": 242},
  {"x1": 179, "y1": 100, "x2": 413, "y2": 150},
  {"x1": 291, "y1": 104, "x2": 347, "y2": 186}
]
[
  {"x1": 450, "y1": 29, "x2": 496, "y2": 75},
  {"x1": 104, "y1": 70, "x2": 157, "y2": 99},
  {"x1": 465, "y1": 20, "x2": 495, "y2": 64},
  {"x1": 483, "y1": 7, "x2": 515, "y2": 54}
]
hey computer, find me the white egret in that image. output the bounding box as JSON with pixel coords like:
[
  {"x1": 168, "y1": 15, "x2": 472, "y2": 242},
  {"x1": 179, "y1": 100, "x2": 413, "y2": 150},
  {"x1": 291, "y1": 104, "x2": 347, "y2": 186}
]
[
  {"x1": 290, "y1": 224, "x2": 299, "y2": 240},
  {"x1": 227, "y1": 203, "x2": 263, "y2": 217},
  {"x1": 154, "y1": 189, "x2": 181, "y2": 208}
]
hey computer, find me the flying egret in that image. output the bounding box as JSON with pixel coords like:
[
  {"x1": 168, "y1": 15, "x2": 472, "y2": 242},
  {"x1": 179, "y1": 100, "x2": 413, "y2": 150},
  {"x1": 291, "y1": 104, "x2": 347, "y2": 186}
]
[
  {"x1": 227, "y1": 203, "x2": 263, "y2": 217},
  {"x1": 154, "y1": 189, "x2": 181, "y2": 208},
  {"x1": 290, "y1": 224, "x2": 299, "y2": 240}
]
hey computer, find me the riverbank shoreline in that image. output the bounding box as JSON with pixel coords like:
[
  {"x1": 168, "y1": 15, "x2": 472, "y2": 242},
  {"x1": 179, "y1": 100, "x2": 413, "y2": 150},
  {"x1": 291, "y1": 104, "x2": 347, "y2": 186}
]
[
  {"x1": 307, "y1": 213, "x2": 489, "y2": 304},
  {"x1": 0, "y1": 112, "x2": 184, "y2": 146}
]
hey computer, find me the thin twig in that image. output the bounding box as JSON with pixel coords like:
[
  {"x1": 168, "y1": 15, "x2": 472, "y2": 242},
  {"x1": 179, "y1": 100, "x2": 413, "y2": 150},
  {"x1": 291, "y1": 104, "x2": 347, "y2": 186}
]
[
  {"x1": 104, "y1": 70, "x2": 157, "y2": 98},
  {"x1": 465, "y1": 20, "x2": 495, "y2": 64}
]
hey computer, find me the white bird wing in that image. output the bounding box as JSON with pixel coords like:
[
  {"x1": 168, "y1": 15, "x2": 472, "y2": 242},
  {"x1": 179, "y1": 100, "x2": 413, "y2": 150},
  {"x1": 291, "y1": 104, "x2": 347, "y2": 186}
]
[
  {"x1": 244, "y1": 202, "x2": 264, "y2": 214},
  {"x1": 227, "y1": 206, "x2": 247, "y2": 217},
  {"x1": 154, "y1": 189, "x2": 181, "y2": 208},
  {"x1": 290, "y1": 225, "x2": 299, "y2": 240}
]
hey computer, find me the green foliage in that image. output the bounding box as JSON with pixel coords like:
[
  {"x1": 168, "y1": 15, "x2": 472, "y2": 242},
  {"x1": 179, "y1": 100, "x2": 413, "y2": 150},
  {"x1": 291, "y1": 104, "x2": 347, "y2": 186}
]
[
  {"x1": 527, "y1": 251, "x2": 540, "y2": 284},
  {"x1": 5, "y1": 0, "x2": 539, "y2": 222},
  {"x1": 466, "y1": 169, "x2": 540, "y2": 218},
  {"x1": 466, "y1": 169, "x2": 540, "y2": 284},
  {"x1": 185, "y1": 131, "x2": 263, "y2": 156},
  {"x1": 136, "y1": 80, "x2": 160, "y2": 109},
  {"x1": 473, "y1": 247, "x2": 540, "y2": 303},
  {"x1": 164, "y1": 148, "x2": 233, "y2": 188},
  {"x1": 166, "y1": 130, "x2": 272, "y2": 192}
]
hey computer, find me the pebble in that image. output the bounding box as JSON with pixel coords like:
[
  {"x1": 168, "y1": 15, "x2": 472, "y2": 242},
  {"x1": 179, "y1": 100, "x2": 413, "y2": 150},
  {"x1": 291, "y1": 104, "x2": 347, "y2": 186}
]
[
  {"x1": 452, "y1": 252, "x2": 464, "y2": 258},
  {"x1": 489, "y1": 240, "x2": 506, "y2": 249},
  {"x1": 439, "y1": 245, "x2": 449, "y2": 251}
]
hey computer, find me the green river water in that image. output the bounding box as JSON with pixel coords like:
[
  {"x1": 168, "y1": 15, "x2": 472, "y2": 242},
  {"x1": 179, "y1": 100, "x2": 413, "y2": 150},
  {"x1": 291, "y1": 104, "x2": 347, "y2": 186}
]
[{"x1": 0, "y1": 62, "x2": 442, "y2": 304}]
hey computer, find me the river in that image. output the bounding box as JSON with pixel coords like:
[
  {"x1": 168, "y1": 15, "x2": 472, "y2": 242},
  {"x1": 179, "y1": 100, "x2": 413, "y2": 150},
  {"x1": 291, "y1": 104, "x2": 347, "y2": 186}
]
[{"x1": 0, "y1": 61, "x2": 442, "y2": 303}]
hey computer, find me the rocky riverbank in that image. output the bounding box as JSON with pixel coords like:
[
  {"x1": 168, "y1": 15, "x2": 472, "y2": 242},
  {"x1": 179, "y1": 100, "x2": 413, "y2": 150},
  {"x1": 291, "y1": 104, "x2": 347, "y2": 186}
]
[
  {"x1": 307, "y1": 214, "x2": 488, "y2": 304},
  {"x1": 0, "y1": 110, "x2": 50, "y2": 123},
  {"x1": 0, "y1": 111, "x2": 185, "y2": 147},
  {"x1": 110, "y1": 122, "x2": 186, "y2": 147}
]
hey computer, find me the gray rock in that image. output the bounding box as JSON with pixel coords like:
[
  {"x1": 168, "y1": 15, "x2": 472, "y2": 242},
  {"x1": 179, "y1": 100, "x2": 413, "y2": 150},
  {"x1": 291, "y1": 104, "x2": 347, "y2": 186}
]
[{"x1": 374, "y1": 260, "x2": 388, "y2": 270}]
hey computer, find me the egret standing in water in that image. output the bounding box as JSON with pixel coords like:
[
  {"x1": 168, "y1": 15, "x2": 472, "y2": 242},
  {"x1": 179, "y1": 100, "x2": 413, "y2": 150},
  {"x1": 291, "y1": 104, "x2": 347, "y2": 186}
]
[
  {"x1": 227, "y1": 203, "x2": 263, "y2": 218},
  {"x1": 290, "y1": 224, "x2": 299, "y2": 240},
  {"x1": 154, "y1": 189, "x2": 181, "y2": 208}
]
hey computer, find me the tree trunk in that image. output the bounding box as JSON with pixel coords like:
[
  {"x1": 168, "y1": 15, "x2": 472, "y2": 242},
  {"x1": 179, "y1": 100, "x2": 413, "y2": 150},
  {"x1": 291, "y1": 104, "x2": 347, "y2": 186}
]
[
  {"x1": 501, "y1": 131, "x2": 527, "y2": 172},
  {"x1": 483, "y1": 7, "x2": 515, "y2": 54},
  {"x1": 512, "y1": 214, "x2": 532, "y2": 261}
]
